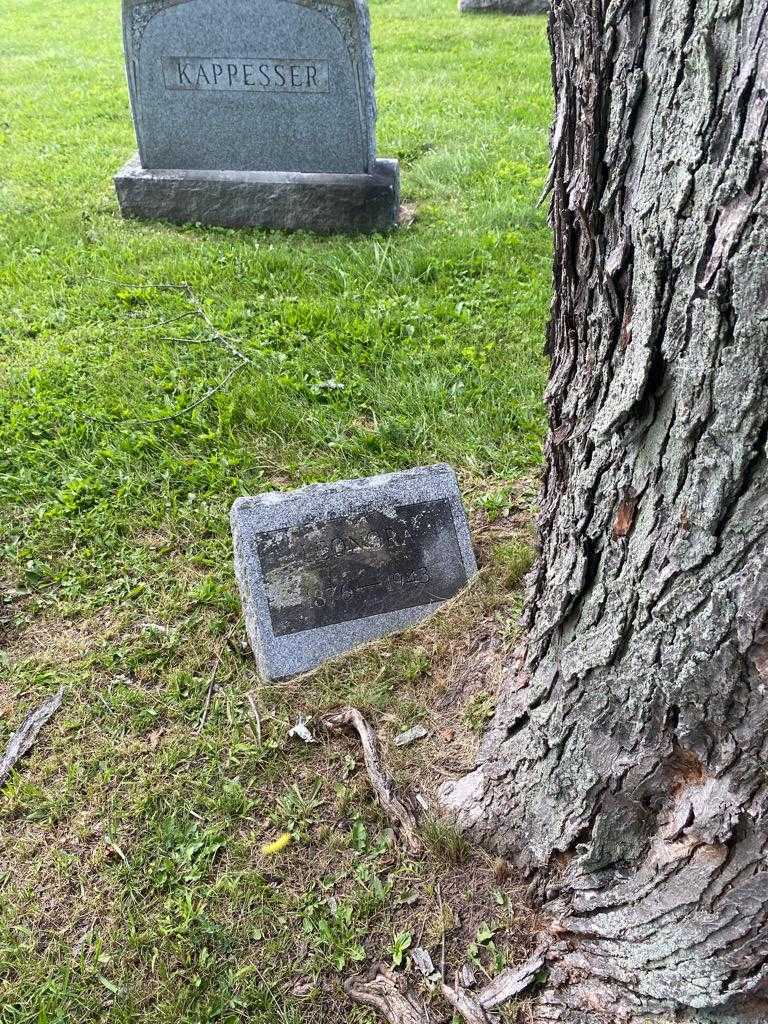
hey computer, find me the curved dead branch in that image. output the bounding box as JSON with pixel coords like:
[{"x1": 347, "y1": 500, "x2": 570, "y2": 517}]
[{"x1": 0, "y1": 689, "x2": 64, "y2": 787}]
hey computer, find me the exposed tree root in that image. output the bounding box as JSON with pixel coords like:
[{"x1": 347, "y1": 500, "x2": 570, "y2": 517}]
[
  {"x1": 479, "y1": 955, "x2": 547, "y2": 1008},
  {"x1": 320, "y1": 706, "x2": 422, "y2": 853},
  {"x1": 439, "y1": 981, "x2": 492, "y2": 1023},
  {"x1": 319, "y1": 707, "x2": 548, "y2": 1022},
  {"x1": 344, "y1": 965, "x2": 432, "y2": 1024},
  {"x1": 345, "y1": 953, "x2": 549, "y2": 1024}
]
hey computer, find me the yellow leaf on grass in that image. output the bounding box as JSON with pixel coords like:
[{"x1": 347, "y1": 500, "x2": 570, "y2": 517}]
[{"x1": 261, "y1": 832, "x2": 292, "y2": 856}]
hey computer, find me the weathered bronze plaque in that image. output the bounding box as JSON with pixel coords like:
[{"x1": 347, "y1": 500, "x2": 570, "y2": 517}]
[{"x1": 255, "y1": 499, "x2": 467, "y2": 636}]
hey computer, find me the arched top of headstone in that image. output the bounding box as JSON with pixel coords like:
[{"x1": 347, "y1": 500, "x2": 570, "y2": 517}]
[{"x1": 122, "y1": 0, "x2": 378, "y2": 174}]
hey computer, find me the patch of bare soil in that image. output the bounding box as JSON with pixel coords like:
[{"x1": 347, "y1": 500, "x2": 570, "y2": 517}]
[
  {"x1": 6, "y1": 608, "x2": 120, "y2": 667},
  {"x1": 0, "y1": 804, "x2": 122, "y2": 956}
]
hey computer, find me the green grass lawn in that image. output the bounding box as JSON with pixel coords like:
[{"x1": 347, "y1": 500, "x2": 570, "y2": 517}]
[{"x1": 0, "y1": 1, "x2": 552, "y2": 1020}]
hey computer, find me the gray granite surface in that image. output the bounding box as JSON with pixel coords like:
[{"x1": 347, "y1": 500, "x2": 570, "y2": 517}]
[
  {"x1": 122, "y1": 0, "x2": 377, "y2": 173},
  {"x1": 114, "y1": 155, "x2": 399, "y2": 232},
  {"x1": 458, "y1": 0, "x2": 547, "y2": 11},
  {"x1": 230, "y1": 466, "x2": 477, "y2": 680}
]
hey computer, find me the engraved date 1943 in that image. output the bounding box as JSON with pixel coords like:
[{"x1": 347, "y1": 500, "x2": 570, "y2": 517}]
[{"x1": 309, "y1": 565, "x2": 430, "y2": 609}]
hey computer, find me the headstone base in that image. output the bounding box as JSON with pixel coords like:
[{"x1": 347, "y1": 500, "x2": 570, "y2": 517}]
[
  {"x1": 458, "y1": 0, "x2": 547, "y2": 11},
  {"x1": 114, "y1": 155, "x2": 400, "y2": 234}
]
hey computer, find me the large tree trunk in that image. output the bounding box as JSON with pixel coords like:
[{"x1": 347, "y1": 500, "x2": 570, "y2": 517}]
[{"x1": 442, "y1": 0, "x2": 768, "y2": 1019}]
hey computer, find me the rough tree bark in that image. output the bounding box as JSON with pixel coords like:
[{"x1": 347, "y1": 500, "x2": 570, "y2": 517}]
[{"x1": 441, "y1": 1, "x2": 768, "y2": 1020}]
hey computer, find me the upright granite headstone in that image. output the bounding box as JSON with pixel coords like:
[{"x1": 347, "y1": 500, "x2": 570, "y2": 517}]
[
  {"x1": 458, "y1": 0, "x2": 548, "y2": 12},
  {"x1": 115, "y1": 0, "x2": 399, "y2": 232},
  {"x1": 230, "y1": 466, "x2": 477, "y2": 680}
]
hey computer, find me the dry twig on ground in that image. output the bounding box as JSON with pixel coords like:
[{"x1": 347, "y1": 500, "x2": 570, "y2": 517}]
[
  {"x1": 83, "y1": 282, "x2": 252, "y2": 427},
  {"x1": 320, "y1": 706, "x2": 422, "y2": 853},
  {"x1": 0, "y1": 688, "x2": 64, "y2": 787}
]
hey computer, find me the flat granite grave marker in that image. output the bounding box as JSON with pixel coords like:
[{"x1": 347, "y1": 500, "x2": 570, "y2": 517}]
[
  {"x1": 230, "y1": 466, "x2": 477, "y2": 680},
  {"x1": 115, "y1": 0, "x2": 399, "y2": 232}
]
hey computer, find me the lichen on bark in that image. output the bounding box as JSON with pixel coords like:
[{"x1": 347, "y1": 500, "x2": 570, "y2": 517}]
[{"x1": 441, "y1": 0, "x2": 768, "y2": 1018}]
